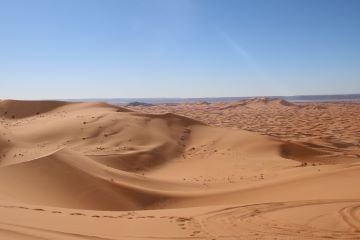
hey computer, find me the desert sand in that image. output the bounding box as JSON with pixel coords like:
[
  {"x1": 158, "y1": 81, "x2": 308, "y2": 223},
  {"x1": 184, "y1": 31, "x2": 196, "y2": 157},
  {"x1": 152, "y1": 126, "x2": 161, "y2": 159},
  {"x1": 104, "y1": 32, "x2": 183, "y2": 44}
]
[{"x1": 0, "y1": 98, "x2": 359, "y2": 239}]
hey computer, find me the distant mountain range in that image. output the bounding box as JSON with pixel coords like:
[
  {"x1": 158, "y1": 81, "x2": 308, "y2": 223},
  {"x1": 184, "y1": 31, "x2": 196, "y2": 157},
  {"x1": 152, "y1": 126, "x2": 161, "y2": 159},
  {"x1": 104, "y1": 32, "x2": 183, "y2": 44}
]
[{"x1": 67, "y1": 94, "x2": 360, "y2": 104}]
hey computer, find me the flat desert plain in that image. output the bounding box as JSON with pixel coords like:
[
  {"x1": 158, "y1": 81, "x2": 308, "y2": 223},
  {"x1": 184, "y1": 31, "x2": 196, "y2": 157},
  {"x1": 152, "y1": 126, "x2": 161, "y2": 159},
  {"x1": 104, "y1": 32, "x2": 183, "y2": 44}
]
[{"x1": 0, "y1": 98, "x2": 360, "y2": 240}]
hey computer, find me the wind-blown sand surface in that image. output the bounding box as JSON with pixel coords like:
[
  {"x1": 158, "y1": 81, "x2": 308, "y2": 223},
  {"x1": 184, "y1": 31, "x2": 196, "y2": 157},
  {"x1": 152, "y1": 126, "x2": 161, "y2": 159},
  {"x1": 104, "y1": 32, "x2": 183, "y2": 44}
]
[{"x1": 0, "y1": 99, "x2": 359, "y2": 239}]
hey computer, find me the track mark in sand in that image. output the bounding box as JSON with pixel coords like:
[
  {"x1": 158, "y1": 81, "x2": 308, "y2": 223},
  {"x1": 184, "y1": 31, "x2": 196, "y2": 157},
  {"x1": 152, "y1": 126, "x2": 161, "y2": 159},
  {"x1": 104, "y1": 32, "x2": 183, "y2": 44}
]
[
  {"x1": 0, "y1": 204, "x2": 28, "y2": 210},
  {"x1": 0, "y1": 221, "x2": 204, "y2": 240},
  {"x1": 0, "y1": 203, "x2": 142, "y2": 220},
  {"x1": 190, "y1": 199, "x2": 360, "y2": 239},
  {"x1": 70, "y1": 213, "x2": 86, "y2": 216},
  {"x1": 0, "y1": 222, "x2": 116, "y2": 240},
  {"x1": 32, "y1": 208, "x2": 45, "y2": 211},
  {"x1": 339, "y1": 204, "x2": 360, "y2": 232}
]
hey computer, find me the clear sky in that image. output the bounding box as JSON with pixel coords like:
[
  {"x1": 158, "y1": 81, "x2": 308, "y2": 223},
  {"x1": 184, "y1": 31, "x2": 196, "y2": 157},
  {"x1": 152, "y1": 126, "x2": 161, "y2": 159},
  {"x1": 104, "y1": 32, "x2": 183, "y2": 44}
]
[{"x1": 1, "y1": 0, "x2": 359, "y2": 99}]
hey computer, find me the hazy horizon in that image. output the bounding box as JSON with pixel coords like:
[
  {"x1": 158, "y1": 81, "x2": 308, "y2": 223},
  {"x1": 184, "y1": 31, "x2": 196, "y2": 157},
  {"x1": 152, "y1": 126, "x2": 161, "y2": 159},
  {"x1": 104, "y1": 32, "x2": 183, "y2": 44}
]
[{"x1": 1, "y1": 0, "x2": 360, "y2": 99}]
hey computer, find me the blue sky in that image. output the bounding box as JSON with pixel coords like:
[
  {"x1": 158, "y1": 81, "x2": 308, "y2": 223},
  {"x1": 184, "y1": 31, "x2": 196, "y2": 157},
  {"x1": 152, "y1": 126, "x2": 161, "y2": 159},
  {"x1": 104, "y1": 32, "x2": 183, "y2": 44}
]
[{"x1": 1, "y1": 0, "x2": 359, "y2": 99}]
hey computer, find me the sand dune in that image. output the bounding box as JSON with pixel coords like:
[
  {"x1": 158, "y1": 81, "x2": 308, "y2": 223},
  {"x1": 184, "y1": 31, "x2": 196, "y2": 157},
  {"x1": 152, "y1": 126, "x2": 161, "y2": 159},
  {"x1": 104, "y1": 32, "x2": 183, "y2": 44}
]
[
  {"x1": 128, "y1": 98, "x2": 360, "y2": 157},
  {"x1": 1, "y1": 99, "x2": 360, "y2": 239}
]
